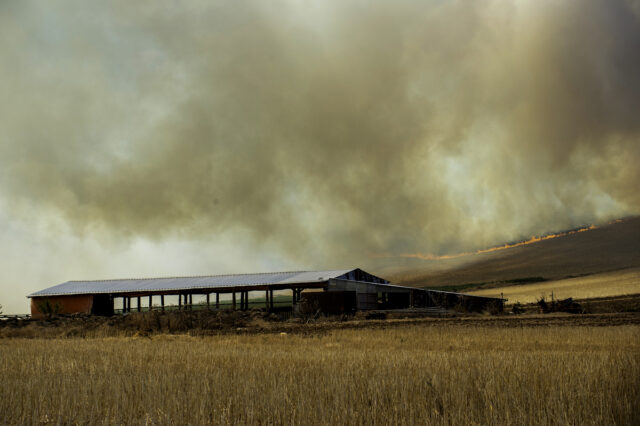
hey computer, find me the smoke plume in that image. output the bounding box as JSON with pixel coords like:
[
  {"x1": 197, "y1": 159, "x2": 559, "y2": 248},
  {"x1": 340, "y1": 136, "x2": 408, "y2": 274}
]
[{"x1": 1, "y1": 0, "x2": 639, "y2": 267}]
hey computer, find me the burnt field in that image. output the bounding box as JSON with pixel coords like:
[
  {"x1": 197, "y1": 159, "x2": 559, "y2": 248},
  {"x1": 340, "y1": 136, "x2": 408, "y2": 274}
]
[{"x1": 389, "y1": 217, "x2": 640, "y2": 289}]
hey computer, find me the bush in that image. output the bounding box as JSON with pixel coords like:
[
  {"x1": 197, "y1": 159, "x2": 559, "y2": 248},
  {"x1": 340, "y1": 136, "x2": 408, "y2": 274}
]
[
  {"x1": 537, "y1": 296, "x2": 582, "y2": 314},
  {"x1": 512, "y1": 303, "x2": 524, "y2": 314},
  {"x1": 37, "y1": 299, "x2": 61, "y2": 319}
]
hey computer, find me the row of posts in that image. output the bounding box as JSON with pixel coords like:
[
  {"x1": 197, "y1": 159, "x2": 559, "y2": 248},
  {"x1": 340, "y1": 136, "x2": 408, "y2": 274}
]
[{"x1": 119, "y1": 288, "x2": 302, "y2": 313}]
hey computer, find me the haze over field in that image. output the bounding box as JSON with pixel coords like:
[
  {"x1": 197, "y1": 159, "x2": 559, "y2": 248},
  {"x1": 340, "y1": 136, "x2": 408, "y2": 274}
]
[{"x1": 1, "y1": 0, "x2": 640, "y2": 313}]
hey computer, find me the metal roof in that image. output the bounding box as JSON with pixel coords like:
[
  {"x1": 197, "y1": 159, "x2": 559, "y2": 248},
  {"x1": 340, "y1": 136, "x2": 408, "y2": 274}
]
[{"x1": 28, "y1": 269, "x2": 369, "y2": 297}]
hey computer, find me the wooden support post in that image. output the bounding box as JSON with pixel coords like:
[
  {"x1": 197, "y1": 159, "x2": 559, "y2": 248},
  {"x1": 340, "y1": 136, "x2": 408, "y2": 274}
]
[
  {"x1": 149, "y1": 295, "x2": 153, "y2": 311},
  {"x1": 265, "y1": 290, "x2": 270, "y2": 311},
  {"x1": 123, "y1": 297, "x2": 127, "y2": 313},
  {"x1": 137, "y1": 296, "x2": 141, "y2": 312},
  {"x1": 232, "y1": 292, "x2": 236, "y2": 310},
  {"x1": 206, "y1": 293, "x2": 210, "y2": 310},
  {"x1": 216, "y1": 293, "x2": 219, "y2": 309},
  {"x1": 189, "y1": 294, "x2": 193, "y2": 310},
  {"x1": 270, "y1": 289, "x2": 274, "y2": 310},
  {"x1": 127, "y1": 297, "x2": 131, "y2": 313},
  {"x1": 178, "y1": 294, "x2": 182, "y2": 310},
  {"x1": 161, "y1": 295, "x2": 165, "y2": 312},
  {"x1": 240, "y1": 292, "x2": 244, "y2": 310}
]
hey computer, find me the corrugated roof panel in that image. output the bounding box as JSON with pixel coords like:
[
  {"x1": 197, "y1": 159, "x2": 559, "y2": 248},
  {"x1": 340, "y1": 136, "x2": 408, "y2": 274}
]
[{"x1": 28, "y1": 269, "x2": 357, "y2": 297}]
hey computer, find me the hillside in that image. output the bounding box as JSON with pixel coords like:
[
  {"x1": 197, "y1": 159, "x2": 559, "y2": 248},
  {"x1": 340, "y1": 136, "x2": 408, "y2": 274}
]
[
  {"x1": 468, "y1": 268, "x2": 640, "y2": 304},
  {"x1": 388, "y1": 216, "x2": 640, "y2": 288}
]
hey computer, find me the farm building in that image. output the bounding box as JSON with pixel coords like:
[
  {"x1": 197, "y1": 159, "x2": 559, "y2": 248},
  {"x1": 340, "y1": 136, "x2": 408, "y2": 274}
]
[{"x1": 28, "y1": 268, "x2": 503, "y2": 318}]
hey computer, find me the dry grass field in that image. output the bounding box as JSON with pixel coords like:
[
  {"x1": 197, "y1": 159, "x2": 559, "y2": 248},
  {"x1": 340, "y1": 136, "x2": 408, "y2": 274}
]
[
  {"x1": 469, "y1": 268, "x2": 640, "y2": 305},
  {"x1": 1, "y1": 324, "x2": 638, "y2": 425}
]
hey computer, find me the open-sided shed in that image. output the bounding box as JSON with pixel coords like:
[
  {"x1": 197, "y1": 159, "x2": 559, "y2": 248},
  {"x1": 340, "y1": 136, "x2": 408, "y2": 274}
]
[
  {"x1": 28, "y1": 267, "x2": 504, "y2": 318},
  {"x1": 28, "y1": 268, "x2": 389, "y2": 318}
]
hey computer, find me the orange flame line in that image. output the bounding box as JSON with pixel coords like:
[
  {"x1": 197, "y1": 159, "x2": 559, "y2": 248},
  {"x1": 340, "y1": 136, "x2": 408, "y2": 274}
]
[{"x1": 389, "y1": 224, "x2": 598, "y2": 261}]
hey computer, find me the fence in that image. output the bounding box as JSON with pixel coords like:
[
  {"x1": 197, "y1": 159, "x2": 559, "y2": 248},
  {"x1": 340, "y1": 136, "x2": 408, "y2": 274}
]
[{"x1": 0, "y1": 314, "x2": 31, "y2": 320}]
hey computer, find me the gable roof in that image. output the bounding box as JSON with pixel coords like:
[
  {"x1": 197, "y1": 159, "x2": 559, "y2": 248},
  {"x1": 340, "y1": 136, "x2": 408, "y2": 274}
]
[{"x1": 28, "y1": 268, "x2": 388, "y2": 297}]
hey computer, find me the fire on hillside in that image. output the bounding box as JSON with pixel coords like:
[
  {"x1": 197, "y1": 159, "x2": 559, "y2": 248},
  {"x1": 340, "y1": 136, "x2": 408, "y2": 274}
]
[{"x1": 393, "y1": 224, "x2": 601, "y2": 261}]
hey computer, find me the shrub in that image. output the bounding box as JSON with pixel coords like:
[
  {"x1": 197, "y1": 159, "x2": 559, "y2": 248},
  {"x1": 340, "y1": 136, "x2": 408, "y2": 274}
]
[
  {"x1": 512, "y1": 303, "x2": 525, "y2": 314},
  {"x1": 37, "y1": 299, "x2": 61, "y2": 319}
]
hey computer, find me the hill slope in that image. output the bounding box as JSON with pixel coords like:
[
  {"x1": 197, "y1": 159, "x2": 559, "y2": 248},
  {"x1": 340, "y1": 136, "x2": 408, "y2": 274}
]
[
  {"x1": 390, "y1": 216, "x2": 640, "y2": 288},
  {"x1": 468, "y1": 268, "x2": 640, "y2": 303}
]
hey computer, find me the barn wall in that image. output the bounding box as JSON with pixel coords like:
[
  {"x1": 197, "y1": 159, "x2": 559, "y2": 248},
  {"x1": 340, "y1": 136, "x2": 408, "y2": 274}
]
[
  {"x1": 30, "y1": 295, "x2": 93, "y2": 319},
  {"x1": 381, "y1": 292, "x2": 411, "y2": 309},
  {"x1": 328, "y1": 279, "x2": 407, "y2": 294},
  {"x1": 356, "y1": 293, "x2": 378, "y2": 310},
  {"x1": 328, "y1": 279, "x2": 413, "y2": 310}
]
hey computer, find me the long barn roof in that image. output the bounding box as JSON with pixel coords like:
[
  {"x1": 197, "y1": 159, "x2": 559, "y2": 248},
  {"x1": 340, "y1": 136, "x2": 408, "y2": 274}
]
[{"x1": 28, "y1": 269, "x2": 388, "y2": 297}]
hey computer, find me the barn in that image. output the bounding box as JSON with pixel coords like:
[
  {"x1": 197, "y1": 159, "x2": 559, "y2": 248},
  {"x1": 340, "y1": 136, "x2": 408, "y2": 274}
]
[{"x1": 28, "y1": 268, "x2": 503, "y2": 318}]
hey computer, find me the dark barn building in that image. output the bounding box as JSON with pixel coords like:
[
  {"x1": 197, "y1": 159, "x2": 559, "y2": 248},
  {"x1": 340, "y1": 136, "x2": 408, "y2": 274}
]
[{"x1": 28, "y1": 268, "x2": 503, "y2": 318}]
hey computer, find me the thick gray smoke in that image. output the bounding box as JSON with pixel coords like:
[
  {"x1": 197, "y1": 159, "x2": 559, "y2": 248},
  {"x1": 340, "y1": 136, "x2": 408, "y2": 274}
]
[{"x1": 1, "y1": 0, "x2": 639, "y2": 267}]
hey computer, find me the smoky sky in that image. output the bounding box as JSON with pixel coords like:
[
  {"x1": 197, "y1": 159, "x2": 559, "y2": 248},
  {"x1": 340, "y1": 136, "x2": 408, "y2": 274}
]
[{"x1": 1, "y1": 0, "x2": 639, "y2": 266}]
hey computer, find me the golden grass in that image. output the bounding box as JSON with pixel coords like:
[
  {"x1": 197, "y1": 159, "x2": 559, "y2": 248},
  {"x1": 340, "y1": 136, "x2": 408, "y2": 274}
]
[
  {"x1": 468, "y1": 268, "x2": 640, "y2": 304},
  {"x1": 0, "y1": 325, "x2": 638, "y2": 425}
]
